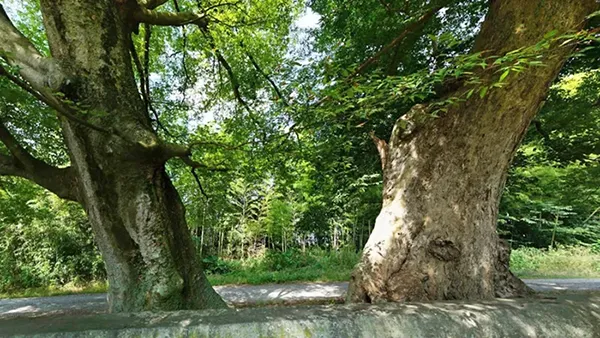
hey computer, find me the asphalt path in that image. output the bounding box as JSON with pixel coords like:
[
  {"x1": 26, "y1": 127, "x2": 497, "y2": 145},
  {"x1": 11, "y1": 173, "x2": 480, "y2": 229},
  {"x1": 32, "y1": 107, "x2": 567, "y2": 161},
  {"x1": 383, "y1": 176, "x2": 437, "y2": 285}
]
[{"x1": 1, "y1": 279, "x2": 598, "y2": 318}]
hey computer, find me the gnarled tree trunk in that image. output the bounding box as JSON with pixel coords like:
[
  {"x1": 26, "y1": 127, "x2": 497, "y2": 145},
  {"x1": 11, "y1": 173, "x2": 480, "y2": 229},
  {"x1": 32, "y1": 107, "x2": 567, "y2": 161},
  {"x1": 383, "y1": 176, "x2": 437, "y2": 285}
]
[
  {"x1": 35, "y1": 0, "x2": 225, "y2": 312},
  {"x1": 348, "y1": 0, "x2": 597, "y2": 303}
]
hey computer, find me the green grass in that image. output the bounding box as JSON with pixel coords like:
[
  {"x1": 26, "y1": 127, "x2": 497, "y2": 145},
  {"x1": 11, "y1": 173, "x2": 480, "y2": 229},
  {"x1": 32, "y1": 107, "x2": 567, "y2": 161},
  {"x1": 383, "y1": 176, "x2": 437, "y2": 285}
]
[
  {"x1": 510, "y1": 246, "x2": 600, "y2": 279},
  {"x1": 1, "y1": 246, "x2": 599, "y2": 299},
  {"x1": 208, "y1": 263, "x2": 353, "y2": 286},
  {"x1": 207, "y1": 248, "x2": 359, "y2": 286},
  {"x1": 0, "y1": 281, "x2": 107, "y2": 299}
]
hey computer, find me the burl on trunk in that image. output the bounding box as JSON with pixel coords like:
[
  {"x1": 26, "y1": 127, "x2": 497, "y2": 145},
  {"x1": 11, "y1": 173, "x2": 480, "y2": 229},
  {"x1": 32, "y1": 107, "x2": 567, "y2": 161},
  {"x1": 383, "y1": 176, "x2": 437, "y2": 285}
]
[{"x1": 348, "y1": 0, "x2": 597, "y2": 303}]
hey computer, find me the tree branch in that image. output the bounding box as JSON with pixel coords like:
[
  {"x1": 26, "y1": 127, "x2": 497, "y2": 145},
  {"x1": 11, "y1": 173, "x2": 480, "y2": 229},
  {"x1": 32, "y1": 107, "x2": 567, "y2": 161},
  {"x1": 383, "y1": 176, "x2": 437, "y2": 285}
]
[
  {"x1": 0, "y1": 122, "x2": 79, "y2": 202},
  {"x1": 0, "y1": 5, "x2": 67, "y2": 92},
  {"x1": 0, "y1": 119, "x2": 36, "y2": 169},
  {"x1": 241, "y1": 42, "x2": 288, "y2": 106},
  {"x1": 191, "y1": 168, "x2": 209, "y2": 199},
  {"x1": 130, "y1": 38, "x2": 150, "y2": 114},
  {"x1": 0, "y1": 64, "x2": 111, "y2": 134},
  {"x1": 180, "y1": 156, "x2": 229, "y2": 172},
  {"x1": 0, "y1": 153, "x2": 21, "y2": 177},
  {"x1": 157, "y1": 141, "x2": 230, "y2": 171},
  {"x1": 141, "y1": 0, "x2": 171, "y2": 10},
  {"x1": 378, "y1": 0, "x2": 410, "y2": 15},
  {"x1": 133, "y1": 7, "x2": 208, "y2": 28},
  {"x1": 349, "y1": 6, "x2": 441, "y2": 78}
]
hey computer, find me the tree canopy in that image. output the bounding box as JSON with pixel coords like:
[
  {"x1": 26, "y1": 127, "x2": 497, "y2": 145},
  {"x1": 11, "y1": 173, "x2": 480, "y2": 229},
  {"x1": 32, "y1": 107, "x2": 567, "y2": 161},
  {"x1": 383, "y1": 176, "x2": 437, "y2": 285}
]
[{"x1": 0, "y1": 0, "x2": 598, "y2": 309}]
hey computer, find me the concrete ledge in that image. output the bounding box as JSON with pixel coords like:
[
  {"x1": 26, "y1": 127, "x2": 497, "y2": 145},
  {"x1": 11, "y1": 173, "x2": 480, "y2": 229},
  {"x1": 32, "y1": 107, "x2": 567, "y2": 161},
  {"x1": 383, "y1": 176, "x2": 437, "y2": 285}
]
[{"x1": 2, "y1": 295, "x2": 598, "y2": 337}]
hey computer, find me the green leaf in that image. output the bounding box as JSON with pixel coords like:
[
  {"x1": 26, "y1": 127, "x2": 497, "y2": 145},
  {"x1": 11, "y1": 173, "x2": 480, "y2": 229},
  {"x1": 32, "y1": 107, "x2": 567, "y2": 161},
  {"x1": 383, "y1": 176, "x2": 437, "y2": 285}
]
[
  {"x1": 499, "y1": 69, "x2": 510, "y2": 82},
  {"x1": 466, "y1": 88, "x2": 475, "y2": 99},
  {"x1": 543, "y1": 29, "x2": 559, "y2": 39},
  {"x1": 479, "y1": 86, "x2": 488, "y2": 98},
  {"x1": 586, "y1": 10, "x2": 600, "y2": 19}
]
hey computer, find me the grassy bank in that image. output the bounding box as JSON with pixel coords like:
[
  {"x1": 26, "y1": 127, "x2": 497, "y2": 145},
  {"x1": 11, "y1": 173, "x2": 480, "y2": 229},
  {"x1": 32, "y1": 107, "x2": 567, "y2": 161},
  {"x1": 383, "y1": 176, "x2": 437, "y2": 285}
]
[
  {"x1": 2, "y1": 246, "x2": 599, "y2": 299},
  {"x1": 0, "y1": 281, "x2": 107, "y2": 299},
  {"x1": 510, "y1": 246, "x2": 600, "y2": 278}
]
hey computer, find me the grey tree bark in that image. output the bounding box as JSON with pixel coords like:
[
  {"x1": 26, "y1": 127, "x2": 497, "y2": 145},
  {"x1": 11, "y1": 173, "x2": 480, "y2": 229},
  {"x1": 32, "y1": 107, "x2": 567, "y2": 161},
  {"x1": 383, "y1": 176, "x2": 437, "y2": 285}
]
[
  {"x1": 1, "y1": 0, "x2": 225, "y2": 312},
  {"x1": 348, "y1": 0, "x2": 598, "y2": 303}
]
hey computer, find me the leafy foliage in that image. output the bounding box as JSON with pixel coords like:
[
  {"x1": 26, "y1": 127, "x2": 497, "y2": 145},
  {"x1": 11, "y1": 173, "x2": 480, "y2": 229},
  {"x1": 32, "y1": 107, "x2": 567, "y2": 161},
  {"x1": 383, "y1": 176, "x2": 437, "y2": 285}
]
[
  {"x1": 0, "y1": 178, "x2": 104, "y2": 292},
  {"x1": 0, "y1": 0, "x2": 599, "y2": 292}
]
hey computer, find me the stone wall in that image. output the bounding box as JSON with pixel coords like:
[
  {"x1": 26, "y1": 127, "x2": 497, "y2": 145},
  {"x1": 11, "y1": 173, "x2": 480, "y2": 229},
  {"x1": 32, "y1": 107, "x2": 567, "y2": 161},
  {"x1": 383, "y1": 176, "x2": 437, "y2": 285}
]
[{"x1": 2, "y1": 295, "x2": 598, "y2": 337}]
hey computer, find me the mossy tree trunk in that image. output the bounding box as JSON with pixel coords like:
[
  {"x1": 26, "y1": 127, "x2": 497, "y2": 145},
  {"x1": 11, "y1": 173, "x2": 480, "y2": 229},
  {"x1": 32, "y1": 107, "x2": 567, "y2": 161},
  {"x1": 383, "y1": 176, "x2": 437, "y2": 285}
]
[
  {"x1": 348, "y1": 0, "x2": 597, "y2": 303},
  {"x1": 1, "y1": 0, "x2": 225, "y2": 312},
  {"x1": 41, "y1": 0, "x2": 225, "y2": 312}
]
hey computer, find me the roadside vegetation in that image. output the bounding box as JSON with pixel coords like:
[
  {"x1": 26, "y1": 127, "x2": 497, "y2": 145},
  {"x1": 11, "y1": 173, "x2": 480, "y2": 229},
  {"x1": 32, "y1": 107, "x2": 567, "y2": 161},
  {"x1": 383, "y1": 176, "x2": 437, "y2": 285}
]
[
  {"x1": 1, "y1": 246, "x2": 599, "y2": 299},
  {"x1": 0, "y1": 0, "x2": 598, "y2": 307}
]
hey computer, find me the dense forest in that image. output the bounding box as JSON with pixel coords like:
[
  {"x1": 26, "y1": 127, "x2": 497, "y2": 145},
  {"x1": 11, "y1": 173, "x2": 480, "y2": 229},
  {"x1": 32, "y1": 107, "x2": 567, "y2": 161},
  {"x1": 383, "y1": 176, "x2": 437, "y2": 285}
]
[{"x1": 0, "y1": 0, "x2": 599, "y2": 310}]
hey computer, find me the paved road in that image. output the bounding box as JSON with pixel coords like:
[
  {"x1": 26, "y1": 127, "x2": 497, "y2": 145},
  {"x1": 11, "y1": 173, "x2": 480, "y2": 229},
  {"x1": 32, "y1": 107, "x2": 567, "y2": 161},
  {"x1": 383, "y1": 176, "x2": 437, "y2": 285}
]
[{"x1": 1, "y1": 279, "x2": 598, "y2": 318}]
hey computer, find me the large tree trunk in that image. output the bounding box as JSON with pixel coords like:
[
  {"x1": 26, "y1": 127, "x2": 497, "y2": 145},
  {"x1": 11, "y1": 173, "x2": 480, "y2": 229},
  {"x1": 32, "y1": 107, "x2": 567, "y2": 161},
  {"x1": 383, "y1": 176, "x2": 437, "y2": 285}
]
[
  {"x1": 38, "y1": 0, "x2": 225, "y2": 312},
  {"x1": 348, "y1": 0, "x2": 597, "y2": 303}
]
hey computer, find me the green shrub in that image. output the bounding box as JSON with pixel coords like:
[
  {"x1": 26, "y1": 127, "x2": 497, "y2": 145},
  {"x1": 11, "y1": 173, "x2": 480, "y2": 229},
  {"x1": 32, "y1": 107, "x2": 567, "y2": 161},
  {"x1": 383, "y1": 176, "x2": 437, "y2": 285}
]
[
  {"x1": 201, "y1": 255, "x2": 234, "y2": 274},
  {"x1": 510, "y1": 246, "x2": 600, "y2": 278},
  {"x1": 262, "y1": 249, "x2": 318, "y2": 271},
  {"x1": 591, "y1": 240, "x2": 600, "y2": 254}
]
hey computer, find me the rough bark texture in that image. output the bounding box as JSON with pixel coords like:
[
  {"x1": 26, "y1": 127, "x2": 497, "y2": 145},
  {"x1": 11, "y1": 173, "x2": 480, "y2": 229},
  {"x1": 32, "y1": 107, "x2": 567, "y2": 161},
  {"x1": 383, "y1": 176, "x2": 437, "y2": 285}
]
[
  {"x1": 34, "y1": 0, "x2": 225, "y2": 312},
  {"x1": 348, "y1": 0, "x2": 597, "y2": 303}
]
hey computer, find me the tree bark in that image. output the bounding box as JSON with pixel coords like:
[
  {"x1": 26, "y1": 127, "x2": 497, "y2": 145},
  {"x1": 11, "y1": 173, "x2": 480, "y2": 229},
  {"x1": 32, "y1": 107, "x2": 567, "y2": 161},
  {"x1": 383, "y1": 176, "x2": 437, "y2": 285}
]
[
  {"x1": 35, "y1": 0, "x2": 225, "y2": 312},
  {"x1": 348, "y1": 0, "x2": 597, "y2": 303}
]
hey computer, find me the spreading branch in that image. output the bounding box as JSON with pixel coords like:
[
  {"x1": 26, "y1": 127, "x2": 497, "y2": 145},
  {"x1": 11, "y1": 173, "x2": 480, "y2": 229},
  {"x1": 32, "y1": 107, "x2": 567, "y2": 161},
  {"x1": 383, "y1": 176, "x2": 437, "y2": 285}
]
[
  {"x1": 311, "y1": 5, "x2": 442, "y2": 109},
  {"x1": 199, "y1": 30, "x2": 267, "y2": 139},
  {"x1": 191, "y1": 168, "x2": 209, "y2": 199},
  {"x1": 0, "y1": 5, "x2": 67, "y2": 92},
  {"x1": 130, "y1": 39, "x2": 150, "y2": 114},
  {"x1": 0, "y1": 64, "x2": 111, "y2": 134},
  {"x1": 0, "y1": 121, "x2": 79, "y2": 202},
  {"x1": 157, "y1": 142, "x2": 230, "y2": 172},
  {"x1": 241, "y1": 42, "x2": 289, "y2": 106},
  {"x1": 0, "y1": 9, "x2": 113, "y2": 136},
  {"x1": 0, "y1": 64, "x2": 166, "y2": 153},
  {"x1": 141, "y1": 0, "x2": 171, "y2": 10},
  {"x1": 349, "y1": 6, "x2": 441, "y2": 78},
  {"x1": 133, "y1": 7, "x2": 208, "y2": 28},
  {"x1": 180, "y1": 156, "x2": 229, "y2": 172},
  {"x1": 173, "y1": 0, "x2": 191, "y2": 107}
]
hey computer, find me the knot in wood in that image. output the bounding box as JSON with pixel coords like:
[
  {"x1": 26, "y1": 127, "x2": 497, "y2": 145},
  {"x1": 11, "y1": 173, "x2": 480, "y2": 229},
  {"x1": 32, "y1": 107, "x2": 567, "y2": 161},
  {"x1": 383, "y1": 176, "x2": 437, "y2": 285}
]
[{"x1": 427, "y1": 238, "x2": 461, "y2": 262}]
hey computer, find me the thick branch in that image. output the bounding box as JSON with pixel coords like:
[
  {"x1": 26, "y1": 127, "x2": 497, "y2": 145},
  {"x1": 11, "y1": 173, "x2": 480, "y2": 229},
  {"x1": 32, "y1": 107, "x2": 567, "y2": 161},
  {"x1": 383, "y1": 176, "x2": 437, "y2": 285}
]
[
  {"x1": 213, "y1": 47, "x2": 250, "y2": 112},
  {"x1": 349, "y1": 6, "x2": 441, "y2": 78},
  {"x1": 0, "y1": 123, "x2": 79, "y2": 202},
  {"x1": 0, "y1": 119, "x2": 36, "y2": 169},
  {"x1": 133, "y1": 7, "x2": 208, "y2": 28},
  {"x1": 180, "y1": 156, "x2": 229, "y2": 172},
  {"x1": 157, "y1": 142, "x2": 229, "y2": 171},
  {"x1": 141, "y1": 0, "x2": 170, "y2": 10},
  {"x1": 0, "y1": 64, "x2": 111, "y2": 134},
  {"x1": 0, "y1": 153, "x2": 20, "y2": 176},
  {"x1": 0, "y1": 5, "x2": 66, "y2": 91}
]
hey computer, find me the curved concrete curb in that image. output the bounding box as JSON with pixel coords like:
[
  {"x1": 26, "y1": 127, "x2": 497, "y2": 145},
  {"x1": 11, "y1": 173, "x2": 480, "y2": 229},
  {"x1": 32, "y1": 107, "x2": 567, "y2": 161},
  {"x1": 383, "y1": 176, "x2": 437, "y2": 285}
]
[{"x1": 1, "y1": 295, "x2": 598, "y2": 337}]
